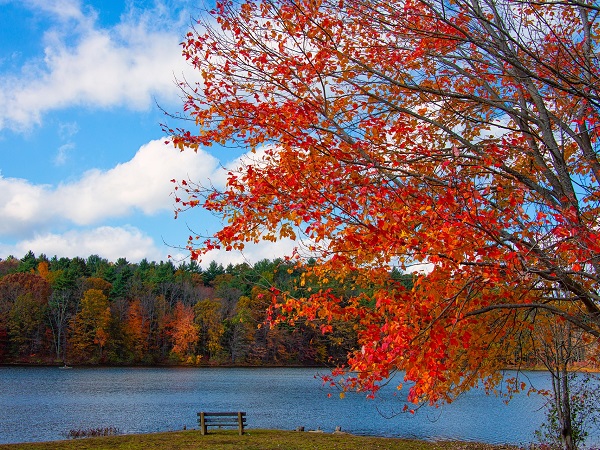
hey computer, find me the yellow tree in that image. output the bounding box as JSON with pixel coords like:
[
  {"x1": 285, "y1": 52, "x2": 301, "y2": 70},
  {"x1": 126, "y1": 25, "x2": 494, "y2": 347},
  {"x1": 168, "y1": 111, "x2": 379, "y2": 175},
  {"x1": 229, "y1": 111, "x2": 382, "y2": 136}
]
[
  {"x1": 69, "y1": 289, "x2": 111, "y2": 363},
  {"x1": 194, "y1": 299, "x2": 225, "y2": 360},
  {"x1": 170, "y1": 0, "x2": 600, "y2": 406}
]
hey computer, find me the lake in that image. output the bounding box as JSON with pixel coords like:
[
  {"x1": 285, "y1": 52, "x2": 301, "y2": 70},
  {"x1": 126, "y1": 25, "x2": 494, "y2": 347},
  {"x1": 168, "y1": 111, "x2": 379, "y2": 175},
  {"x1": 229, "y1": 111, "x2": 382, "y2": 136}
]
[{"x1": 0, "y1": 366, "x2": 595, "y2": 446}]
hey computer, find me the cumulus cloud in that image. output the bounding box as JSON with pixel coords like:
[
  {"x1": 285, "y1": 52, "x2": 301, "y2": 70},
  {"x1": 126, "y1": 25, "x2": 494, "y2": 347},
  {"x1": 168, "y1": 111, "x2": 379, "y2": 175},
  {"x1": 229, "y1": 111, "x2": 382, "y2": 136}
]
[
  {"x1": 0, "y1": 139, "x2": 219, "y2": 237},
  {"x1": 0, "y1": 226, "x2": 165, "y2": 262},
  {"x1": 0, "y1": 141, "x2": 309, "y2": 263},
  {"x1": 0, "y1": 0, "x2": 195, "y2": 131},
  {"x1": 200, "y1": 238, "x2": 299, "y2": 269}
]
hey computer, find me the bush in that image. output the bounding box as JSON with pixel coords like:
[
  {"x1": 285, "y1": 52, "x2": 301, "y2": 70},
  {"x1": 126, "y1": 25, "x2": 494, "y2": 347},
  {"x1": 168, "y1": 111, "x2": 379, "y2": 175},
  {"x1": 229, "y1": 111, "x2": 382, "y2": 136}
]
[{"x1": 67, "y1": 426, "x2": 120, "y2": 439}]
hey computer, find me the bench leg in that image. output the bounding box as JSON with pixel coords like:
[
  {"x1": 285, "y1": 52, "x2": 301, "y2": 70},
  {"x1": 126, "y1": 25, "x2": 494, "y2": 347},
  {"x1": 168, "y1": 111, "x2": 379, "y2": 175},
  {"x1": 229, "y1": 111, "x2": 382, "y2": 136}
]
[
  {"x1": 200, "y1": 412, "x2": 207, "y2": 435},
  {"x1": 238, "y1": 412, "x2": 244, "y2": 435}
]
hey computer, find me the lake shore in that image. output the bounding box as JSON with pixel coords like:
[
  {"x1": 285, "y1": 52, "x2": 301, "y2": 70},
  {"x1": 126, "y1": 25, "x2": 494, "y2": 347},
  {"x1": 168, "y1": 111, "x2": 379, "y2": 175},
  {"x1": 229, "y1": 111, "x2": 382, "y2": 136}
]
[{"x1": 0, "y1": 429, "x2": 521, "y2": 450}]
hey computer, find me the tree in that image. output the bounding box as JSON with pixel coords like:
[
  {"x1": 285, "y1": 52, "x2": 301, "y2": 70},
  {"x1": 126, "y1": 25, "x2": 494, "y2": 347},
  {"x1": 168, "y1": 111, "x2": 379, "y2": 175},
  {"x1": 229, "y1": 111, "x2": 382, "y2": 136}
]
[
  {"x1": 167, "y1": 301, "x2": 199, "y2": 361},
  {"x1": 151, "y1": 260, "x2": 178, "y2": 305},
  {"x1": 8, "y1": 293, "x2": 47, "y2": 357},
  {"x1": 535, "y1": 371, "x2": 600, "y2": 450},
  {"x1": 47, "y1": 289, "x2": 73, "y2": 363},
  {"x1": 86, "y1": 254, "x2": 110, "y2": 279},
  {"x1": 109, "y1": 258, "x2": 133, "y2": 301},
  {"x1": 69, "y1": 289, "x2": 112, "y2": 363},
  {"x1": 80, "y1": 276, "x2": 113, "y2": 298},
  {"x1": 194, "y1": 298, "x2": 225, "y2": 360},
  {"x1": 122, "y1": 298, "x2": 150, "y2": 363},
  {"x1": 17, "y1": 251, "x2": 37, "y2": 273},
  {"x1": 225, "y1": 295, "x2": 256, "y2": 363},
  {"x1": 170, "y1": 0, "x2": 600, "y2": 404},
  {"x1": 0, "y1": 273, "x2": 51, "y2": 359},
  {"x1": 530, "y1": 303, "x2": 600, "y2": 450},
  {"x1": 0, "y1": 257, "x2": 19, "y2": 277},
  {"x1": 202, "y1": 261, "x2": 225, "y2": 286}
]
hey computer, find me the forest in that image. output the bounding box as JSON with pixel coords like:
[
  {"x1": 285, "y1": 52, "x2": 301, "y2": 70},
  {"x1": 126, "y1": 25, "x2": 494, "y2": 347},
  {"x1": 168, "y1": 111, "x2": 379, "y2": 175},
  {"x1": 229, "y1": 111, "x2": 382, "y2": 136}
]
[{"x1": 0, "y1": 251, "x2": 412, "y2": 367}]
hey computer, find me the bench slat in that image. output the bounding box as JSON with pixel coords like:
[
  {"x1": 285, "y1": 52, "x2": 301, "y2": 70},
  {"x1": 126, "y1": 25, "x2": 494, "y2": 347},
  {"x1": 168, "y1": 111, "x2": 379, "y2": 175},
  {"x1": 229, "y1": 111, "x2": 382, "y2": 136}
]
[
  {"x1": 202, "y1": 419, "x2": 247, "y2": 424},
  {"x1": 201, "y1": 422, "x2": 245, "y2": 426},
  {"x1": 203, "y1": 418, "x2": 247, "y2": 422}
]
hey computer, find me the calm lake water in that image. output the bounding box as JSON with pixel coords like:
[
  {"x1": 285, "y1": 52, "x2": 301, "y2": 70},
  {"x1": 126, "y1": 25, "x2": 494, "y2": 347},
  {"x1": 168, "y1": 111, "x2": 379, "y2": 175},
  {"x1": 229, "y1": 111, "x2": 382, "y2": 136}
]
[{"x1": 0, "y1": 366, "x2": 596, "y2": 446}]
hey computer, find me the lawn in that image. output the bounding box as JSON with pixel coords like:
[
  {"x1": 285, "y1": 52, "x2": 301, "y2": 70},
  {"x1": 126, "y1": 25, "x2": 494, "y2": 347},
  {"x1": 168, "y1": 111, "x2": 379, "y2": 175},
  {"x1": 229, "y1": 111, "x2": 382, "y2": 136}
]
[{"x1": 0, "y1": 429, "x2": 520, "y2": 450}]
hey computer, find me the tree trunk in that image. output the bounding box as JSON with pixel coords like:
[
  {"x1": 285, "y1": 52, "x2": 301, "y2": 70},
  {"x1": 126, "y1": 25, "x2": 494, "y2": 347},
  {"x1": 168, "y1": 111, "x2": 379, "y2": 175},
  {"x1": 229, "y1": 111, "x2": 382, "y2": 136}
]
[
  {"x1": 555, "y1": 365, "x2": 575, "y2": 450},
  {"x1": 560, "y1": 366, "x2": 575, "y2": 450}
]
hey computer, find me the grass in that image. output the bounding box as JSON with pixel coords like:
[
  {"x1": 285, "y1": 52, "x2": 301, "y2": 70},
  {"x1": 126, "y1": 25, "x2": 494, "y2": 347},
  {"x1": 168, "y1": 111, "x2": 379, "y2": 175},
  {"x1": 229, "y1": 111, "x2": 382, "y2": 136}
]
[{"x1": 0, "y1": 429, "x2": 520, "y2": 450}]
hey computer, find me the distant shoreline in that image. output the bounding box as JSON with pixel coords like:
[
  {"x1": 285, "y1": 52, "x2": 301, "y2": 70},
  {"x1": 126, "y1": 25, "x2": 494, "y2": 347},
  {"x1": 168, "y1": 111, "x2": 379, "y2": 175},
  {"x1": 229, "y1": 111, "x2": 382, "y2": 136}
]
[{"x1": 0, "y1": 362, "x2": 329, "y2": 369}]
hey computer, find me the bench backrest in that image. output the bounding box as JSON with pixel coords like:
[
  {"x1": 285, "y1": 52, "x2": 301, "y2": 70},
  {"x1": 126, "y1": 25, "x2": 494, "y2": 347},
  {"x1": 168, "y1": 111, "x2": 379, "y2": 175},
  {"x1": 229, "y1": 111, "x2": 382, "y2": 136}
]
[
  {"x1": 199, "y1": 412, "x2": 246, "y2": 419},
  {"x1": 197, "y1": 411, "x2": 246, "y2": 435}
]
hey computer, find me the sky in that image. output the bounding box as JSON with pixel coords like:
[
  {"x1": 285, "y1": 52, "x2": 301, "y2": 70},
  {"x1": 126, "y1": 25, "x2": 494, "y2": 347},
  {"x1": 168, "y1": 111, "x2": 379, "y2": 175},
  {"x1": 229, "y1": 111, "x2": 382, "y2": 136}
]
[{"x1": 0, "y1": 0, "x2": 295, "y2": 267}]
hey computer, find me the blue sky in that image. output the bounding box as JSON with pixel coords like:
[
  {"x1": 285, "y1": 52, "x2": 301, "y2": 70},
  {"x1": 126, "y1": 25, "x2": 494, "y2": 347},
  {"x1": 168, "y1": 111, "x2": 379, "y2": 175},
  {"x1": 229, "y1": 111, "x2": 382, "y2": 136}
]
[{"x1": 0, "y1": 0, "x2": 294, "y2": 266}]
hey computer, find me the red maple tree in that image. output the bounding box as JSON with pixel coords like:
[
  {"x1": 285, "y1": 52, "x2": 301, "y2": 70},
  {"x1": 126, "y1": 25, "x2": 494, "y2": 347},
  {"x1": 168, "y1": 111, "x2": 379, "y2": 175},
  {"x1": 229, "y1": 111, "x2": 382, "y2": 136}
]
[{"x1": 169, "y1": 0, "x2": 600, "y2": 405}]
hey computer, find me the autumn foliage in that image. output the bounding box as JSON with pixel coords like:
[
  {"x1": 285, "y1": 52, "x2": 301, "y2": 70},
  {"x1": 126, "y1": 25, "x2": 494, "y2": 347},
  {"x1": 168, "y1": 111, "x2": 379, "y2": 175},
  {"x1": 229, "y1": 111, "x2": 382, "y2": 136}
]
[
  {"x1": 169, "y1": 0, "x2": 600, "y2": 404},
  {"x1": 0, "y1": 253, "x2": 351, "y2": 366}
]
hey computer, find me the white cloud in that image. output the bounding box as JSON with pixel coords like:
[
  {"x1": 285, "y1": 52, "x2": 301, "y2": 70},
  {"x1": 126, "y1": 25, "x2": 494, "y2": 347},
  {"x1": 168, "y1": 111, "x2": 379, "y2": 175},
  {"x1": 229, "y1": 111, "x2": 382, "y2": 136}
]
[
  {"x1": 19, "y1": 0, "x2": 89, "y2": 23},
  {"x1": 0, "y1": 177, "x2": 52, "y2": 234},
  {"x1": 0, "y1": 1, "x2": 196, "y2": 132},
  {"x1": 0, "y1": 226, "x2": 165, "y2": 262},
  {"x1": 405, "y1": 262, "x2": 435, "y2": 275},
  {"x1": 54, "y1": 142, "x2": 75, "y2": 166},
  {"x1": 0, "y1": 141, "x2": 309, "y2": 264},
  {"x1": 0, "y1": 139, "x2": 220, "y2": 237},
  {"x1": 201, "y1": 238, "x2": 299, "y2": 269}
]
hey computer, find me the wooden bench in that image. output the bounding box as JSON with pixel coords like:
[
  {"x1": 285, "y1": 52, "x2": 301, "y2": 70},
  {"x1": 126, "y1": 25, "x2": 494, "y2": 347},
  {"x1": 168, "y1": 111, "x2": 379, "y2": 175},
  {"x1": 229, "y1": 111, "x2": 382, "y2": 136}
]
[{"x1": 197, "y1": 411, "x2": 246, "y2": 435}]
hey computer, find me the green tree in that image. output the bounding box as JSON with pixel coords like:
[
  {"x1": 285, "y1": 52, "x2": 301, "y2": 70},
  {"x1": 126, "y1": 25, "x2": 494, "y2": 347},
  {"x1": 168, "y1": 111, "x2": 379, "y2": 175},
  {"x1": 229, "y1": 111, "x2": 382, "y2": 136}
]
[
  {"x1": 109, "y1": 258, "x2": 133, "y2": 301},
  {"x1": 203, "y1": 261, "x2": 225, "y2": 286},
  {"x1": 17, "y1": 251, "x2": 37, "y2": 273},
  {"x1": 86, "y1": 254, "x2": 110, "y2": 279}
]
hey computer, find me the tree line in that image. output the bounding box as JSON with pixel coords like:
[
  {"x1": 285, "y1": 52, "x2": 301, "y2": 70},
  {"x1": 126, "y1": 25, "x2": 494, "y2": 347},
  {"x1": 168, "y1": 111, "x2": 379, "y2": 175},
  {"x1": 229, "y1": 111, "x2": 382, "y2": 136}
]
[{"x1": 0, "y1": 251, "x2": 367, "y2": 366}]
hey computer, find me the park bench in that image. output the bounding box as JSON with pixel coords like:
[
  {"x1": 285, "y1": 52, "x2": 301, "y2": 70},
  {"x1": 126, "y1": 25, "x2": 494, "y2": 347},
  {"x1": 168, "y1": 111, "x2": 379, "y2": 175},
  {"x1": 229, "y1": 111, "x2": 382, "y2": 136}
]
[{"x1": 197, "y1": 411, "x2": 247, "y2": 435}]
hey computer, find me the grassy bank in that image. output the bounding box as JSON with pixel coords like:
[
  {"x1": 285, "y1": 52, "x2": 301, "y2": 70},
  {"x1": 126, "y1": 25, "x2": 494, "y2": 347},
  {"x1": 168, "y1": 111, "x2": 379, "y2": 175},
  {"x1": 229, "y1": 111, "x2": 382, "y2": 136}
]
[{"x1": 0, "y1": 429, "x2": 518, "y2": 450}]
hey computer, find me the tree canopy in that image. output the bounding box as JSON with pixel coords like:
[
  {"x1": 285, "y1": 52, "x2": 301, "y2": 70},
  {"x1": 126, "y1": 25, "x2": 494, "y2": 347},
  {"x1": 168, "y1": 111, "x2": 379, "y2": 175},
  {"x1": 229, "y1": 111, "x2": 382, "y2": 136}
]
[{"x1": 169, "y1": 0, "x2": 600, "y2": 404}]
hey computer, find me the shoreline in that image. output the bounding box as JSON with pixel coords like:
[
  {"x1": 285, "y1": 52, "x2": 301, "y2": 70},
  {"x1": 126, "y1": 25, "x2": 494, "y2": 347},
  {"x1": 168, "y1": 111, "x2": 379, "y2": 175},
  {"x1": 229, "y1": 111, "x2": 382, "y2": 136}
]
[{"x1": 0, "y1": 362, "x2": 330, "y2": 369}]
